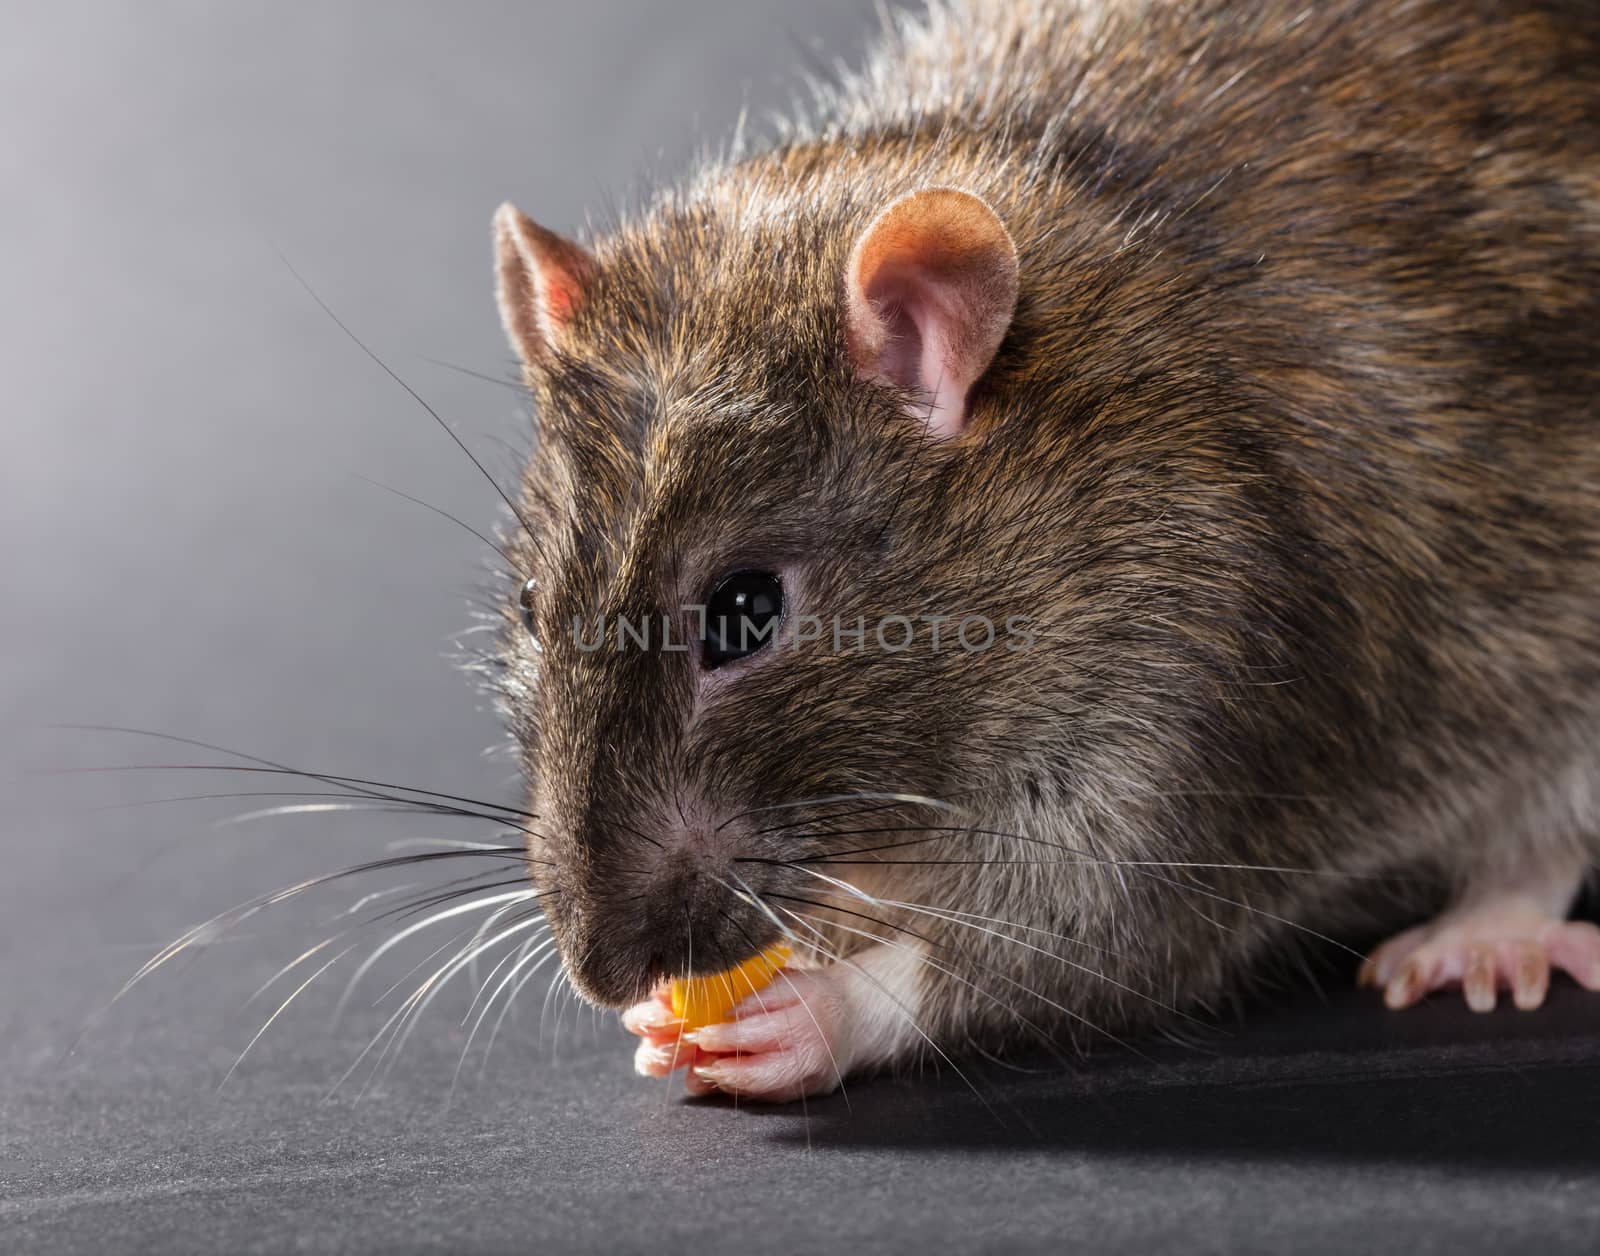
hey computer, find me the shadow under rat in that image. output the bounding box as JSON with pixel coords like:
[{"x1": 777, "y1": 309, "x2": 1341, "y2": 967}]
[{"x1": 721, "y1": 980, "x2": 1600, "y2": 1172}]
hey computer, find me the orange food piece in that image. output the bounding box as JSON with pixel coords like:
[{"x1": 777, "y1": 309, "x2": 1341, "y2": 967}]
[{"x1": 669, "y1": 944, "x2": 791, "y2": 1030}]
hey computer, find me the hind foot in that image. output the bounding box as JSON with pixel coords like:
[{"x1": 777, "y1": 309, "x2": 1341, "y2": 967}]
[{"x1": 1360, "y1": 863, "x2": 1600, "y2": 1012}]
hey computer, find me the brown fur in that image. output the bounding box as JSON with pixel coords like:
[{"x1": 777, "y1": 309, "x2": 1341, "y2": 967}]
[{"x1": 490, "y1": 0, "x2": 1600, "y2": 1060}]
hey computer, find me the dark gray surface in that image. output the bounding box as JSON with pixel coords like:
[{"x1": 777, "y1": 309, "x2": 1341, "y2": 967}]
[
  {"x1": 4, "y1": 3, "x2": 1598, "y2": 1253},
  {"x1": 8, "y1": 985, "x2": 1600, "y2": 1254}
]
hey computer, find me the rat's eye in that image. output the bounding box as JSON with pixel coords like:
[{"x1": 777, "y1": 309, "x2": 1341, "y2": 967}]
[
  {"x1": 702, "y1": 571, "x2": 783, "y2": 669},
  {"x1": 518, "y1": 577, "x2": 539, "y2": 637}
]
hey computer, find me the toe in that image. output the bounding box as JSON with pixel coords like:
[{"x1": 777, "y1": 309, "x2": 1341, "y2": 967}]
[
  {"x1": 692, "y1": 1047, "x2": 841, "y2": 1104},
  {"x1": 1509, "y1": 940, "x2": 1550, "y2": 1011},
  {"x1": 1548, "y1": 922, "x2": 1600, "y2": 991},
  {"x1": 1364, "y1": 926, "x2": 1428, "y2": 988},
  {"x1": 1357, "y1": 947, "x2": 1386, "y2": 988},
  {"x1": 725, "y1": 968, "x2": 818, "y2": 1018},
  {"x1": 686, "y1": 1002, "x2": 813, "y2": 1055},
  {"x1": 1361, "y1": 941, "x2": 1395, "y2": 989},
  {"x1": 683, "y1": 1056, "x2": 720, "y2": 1096},
  {"x1": 633, "y1": 1036, "x2": 696, "y2": 1078},
  {"x1": 1463, "y1": 944, "x2": 1498, "y2": 1013},
  {"x1": 621, "y1": 990, "x2": 681, "y2": 1039},
  {"x1": 1385, "y1": 955, "x2": 1431, "y2": 1010},
  {"x1": 1364, "y1": 889, "x2": 1600, "y2": 1015}
]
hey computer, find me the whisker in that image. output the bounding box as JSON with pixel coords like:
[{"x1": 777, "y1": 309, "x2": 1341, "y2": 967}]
[
  {"x1": 383, "y1": 838, "x2": 523, "y2": 853},
  {"x1": 462, "y1": 937, "x2": 535, "y2": 1028},
  {"x1": 845, "y1": 885, "x2": 1187, "y2": 1021},
  {"x1": 1135, "y1": 869, "x2": 1367, "y2": 959},
  {"x1": 335, "y1": 886, "x2": 549, "y2": 1018},
  {"x1": 337, "y1": 913, "x2": 549, "y2": 1100},
  {"x1": 744, "y1": 786, "x2": 993, "y2": 838},
  {"x1": 479, "y1": 942, "x2": 564, "y2": 1076},
  {"x1": 762, "y1": 892, "x2": 940, "y2": 951},
  {"x1": 776, "y1": 906, "x2": 1070, "y2": 1072},
  {"x1": 717, "y1": 901, "x2": 848, "y2": 1120},
  {"x1": 54, "y1": 763, "x2": 541, "y2": 833},
  {"x1": 271, "y1": 247, "x2": 542, "y2": 550},
  {"x1": 714, "y1": 869, "x2": 797, "y2": 945},
  {"x1": 716, "y1": 791, "x2": 964, "y2": 833},
  {"x1": 52, "y1": 724, "x2": 540, "y2": 820},
  {"x1": 768, "y1": 817, "x2": 1369, "y2": 965},
  {"x1": 615, "y1": 820, "x2": 665, "y2": 851},
  {"x1": 234, "y1": 881, "x2": 488, "y2": 1016},
  {"x1": 385, "y1": 878, "x2": 545, "y2": 923},
  {"x1": 766, "y1": 903, "x2": 1001, "y2": 1117},
  {"x1": 220, "y1": 945, "x2": 358, "y2": 1090},
  {"x1": 353, "y1": 472, "x2": 516, "y2": 567},
  {"x1": 538, "y1": 955, "x2": 569, "y2": 1054},
  {"x1": 243, "y1": 933, "x2": 349, "y2": 1010},
  {"x1": 104, "y1": 850, "x2": 534, "y2": 1012},
  {"x1": 217, "y1": 802, "x2": 450, "y2": 826},
  {"x1": 416, "y1": 354, "x2": 529, "y2": 393},
  {"x1": 452, "y1": 935, "x2": 559, "y2": 1098},
  {"x1": 770, "y1": 861, "x2": 1119, "y2": 956},
  {"x1": 336, "y1": 885, "x2": 427, "y2": 918},
  {"x1": 367, "y1": 925, "x2": 483, "y2": 1010},
  {"x1": 774, "y1": 895, "x2": 1159, "y2": 1067},
  {"x1": 785, "y1": 855, "x2": 1400, "y2": 880},
  {"x1": 90, "y1": 789, "x2": 442, "y2": 814},
  {"x1": 750, "y1": 823, "x2": 1403, "y2": 882}
]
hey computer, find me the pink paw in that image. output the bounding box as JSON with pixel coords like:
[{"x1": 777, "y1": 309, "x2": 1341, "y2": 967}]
[
  {"x1": 686, "y1": 968, "x2": 851, "y2": 1102},
  {"x1": 620, "y1": 987, "x2": 717, "y2": 1096},
  {"x1": 620, "y1": 969, "x2": 851, "y2": 1103},
  {"x1": 1360, "y1": 912, "x2": 1600, "y2": 1012}
]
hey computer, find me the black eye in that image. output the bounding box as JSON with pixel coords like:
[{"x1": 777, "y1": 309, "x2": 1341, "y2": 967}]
[
  {"x1": 702, "y1": 571, "x2": 783, "y2": 669},
  {"x1": 518, "y1": 577, "x2": 539, "y2": 637}
]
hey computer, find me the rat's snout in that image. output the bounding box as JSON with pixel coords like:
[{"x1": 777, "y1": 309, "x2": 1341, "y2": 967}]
[{"x1": 552, "y1": 807, "x2": 782, "y2": 1008}]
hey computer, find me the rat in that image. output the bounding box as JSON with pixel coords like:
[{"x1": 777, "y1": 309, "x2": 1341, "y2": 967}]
[{"x1": 485, "y1": 0, "x2": 1600, "y2": 1103}]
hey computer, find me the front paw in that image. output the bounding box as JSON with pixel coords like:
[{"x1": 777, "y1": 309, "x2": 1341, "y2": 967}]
[
  {"x1": 619, "y1": 944, "x2": 922, "y2": 1104},
  {"x1": 682, "y1": 968, "x2": 851, "y2": 1103},
  {"x1": 620, "y1": 988, "x2": 717, "y2": 1095},
  {"x1": 614, "y1": 972, "x2": 851, "y2": 1100},
  {"x1": 618, "y1": 968, "x2": 852, "y2": 1103}
]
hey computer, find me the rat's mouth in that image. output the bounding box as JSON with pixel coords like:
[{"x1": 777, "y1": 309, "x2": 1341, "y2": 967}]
[
  {"x1": 543, "y1": 801, "x2": 807, "y2": 1006},
  {"x1": 553, "y1": 886, "x2": 787, "y2": 1009},
  {"x1": 543, "y1": 783, "x2": 887, "y2": 1007}
]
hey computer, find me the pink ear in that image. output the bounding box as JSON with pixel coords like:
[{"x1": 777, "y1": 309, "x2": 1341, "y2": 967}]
[
  {"x1": 494, "y1": 202, "x2": 597, "y2": 364},
  {"x1": 845, "y1": 187, "x2": 1019, "y2": 438}
]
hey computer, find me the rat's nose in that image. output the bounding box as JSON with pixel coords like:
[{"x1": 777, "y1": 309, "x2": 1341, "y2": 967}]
[
  {"x1": 634, "y1": 811, "x2": 746, "y2": 897},
  {"x1": 639, "y1": 831, "x2": 734, "y2": 934},
  {"x1": 553, "y1": 813, "x2": 760, "y2": 1006}
]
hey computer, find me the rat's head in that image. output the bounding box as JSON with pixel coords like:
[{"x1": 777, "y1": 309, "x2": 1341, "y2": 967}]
[{"x1": 487, "y1": 171, "x2": 1295, "y2": 1007}]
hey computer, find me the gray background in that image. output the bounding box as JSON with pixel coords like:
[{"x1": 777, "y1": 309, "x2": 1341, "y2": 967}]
[{"x1": 3, "y1": 3, "x2": 1598, "y2": 1253}]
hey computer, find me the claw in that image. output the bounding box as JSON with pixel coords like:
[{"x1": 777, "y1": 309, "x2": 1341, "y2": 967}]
[
  {"x1": 1510, "y1": 940, "x2": 1549, "y2": 1011},
  {"x1": 1384, "y1": 956, "x2": 1428, "y2": 1010},
  {"x1": 1463, "y1": 944, "x2": 1497, "y2": 1012}
]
